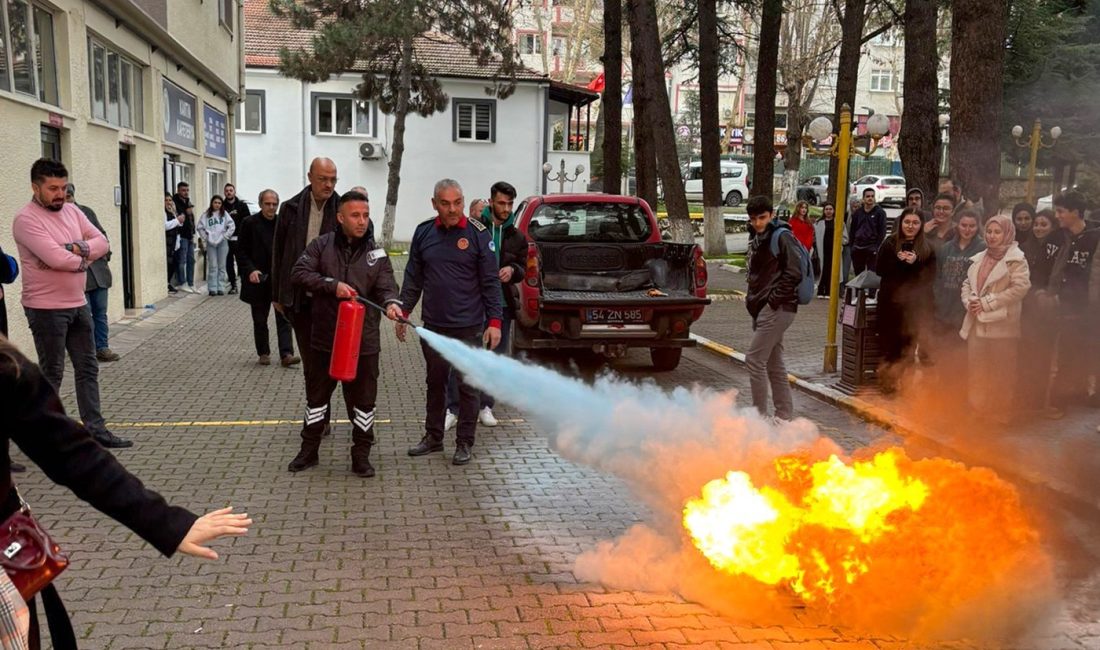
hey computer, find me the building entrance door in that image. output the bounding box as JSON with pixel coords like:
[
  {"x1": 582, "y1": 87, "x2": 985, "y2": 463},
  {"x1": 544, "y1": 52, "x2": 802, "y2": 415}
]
[{"x1": 118, "y1": 146, "x2": 136, "y2": 309}]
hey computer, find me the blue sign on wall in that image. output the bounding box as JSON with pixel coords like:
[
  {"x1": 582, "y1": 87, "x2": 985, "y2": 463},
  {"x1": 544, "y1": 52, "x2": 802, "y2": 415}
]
[
  {"x1": 204, "y1": 104, "x2": 228, "y2": 158},
  {"x1": 162, "y1": 80, "x2": 196, "y2": 149}
]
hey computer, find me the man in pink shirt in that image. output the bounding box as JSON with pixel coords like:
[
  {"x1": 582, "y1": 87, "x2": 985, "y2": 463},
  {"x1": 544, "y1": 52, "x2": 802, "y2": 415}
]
[{"x1": 11, "y1": 159, "x2": 132, "y2": 448}]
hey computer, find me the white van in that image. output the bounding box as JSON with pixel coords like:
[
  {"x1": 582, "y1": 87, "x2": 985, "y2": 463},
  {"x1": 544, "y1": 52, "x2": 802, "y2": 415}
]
[{"x1": 683, "y1": 161, "x2": 750, "y2": 207}]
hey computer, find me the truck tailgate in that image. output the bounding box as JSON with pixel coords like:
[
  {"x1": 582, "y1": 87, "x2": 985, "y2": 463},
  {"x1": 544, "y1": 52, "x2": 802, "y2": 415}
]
[{"x1": 541, "y1": 289, "x2": 711, "y2": 308}]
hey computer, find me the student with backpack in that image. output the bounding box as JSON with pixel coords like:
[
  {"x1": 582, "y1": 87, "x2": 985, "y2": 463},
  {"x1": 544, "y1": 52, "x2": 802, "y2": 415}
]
[{"x1": 745, "y1": 196, "x2": 809, "y2": 422}]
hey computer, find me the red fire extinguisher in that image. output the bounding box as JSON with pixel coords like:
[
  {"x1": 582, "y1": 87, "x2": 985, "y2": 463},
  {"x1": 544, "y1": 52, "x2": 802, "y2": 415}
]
[{"x1": 329, "y1": 296, "x2": 365, "y2": 381}]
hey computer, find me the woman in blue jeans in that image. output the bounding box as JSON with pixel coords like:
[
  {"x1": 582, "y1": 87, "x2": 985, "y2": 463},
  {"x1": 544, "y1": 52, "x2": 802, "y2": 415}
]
[{"x1": 196, "y1": 196, "x2": 235, "y2": 296}]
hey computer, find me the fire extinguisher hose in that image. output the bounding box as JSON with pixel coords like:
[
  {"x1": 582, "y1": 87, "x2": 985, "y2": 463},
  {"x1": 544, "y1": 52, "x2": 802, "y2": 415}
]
[{"x1": 353, "y1": 295, "x2": 414, "y2": 325}]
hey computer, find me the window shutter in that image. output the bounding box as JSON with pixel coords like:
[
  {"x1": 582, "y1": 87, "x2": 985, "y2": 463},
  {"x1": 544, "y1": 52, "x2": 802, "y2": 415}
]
[
  {"x1": 458, "y1": 103, "x2": 473, "y2": 140},
  {"x1": 475, "y1": 104, "x2": 491, "y2": 141}
]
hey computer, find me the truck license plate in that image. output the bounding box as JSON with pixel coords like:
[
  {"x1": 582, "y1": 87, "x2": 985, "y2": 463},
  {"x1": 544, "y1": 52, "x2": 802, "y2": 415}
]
[{"x1": 586, "y1": 308, "x2": 645, "y2": 323}]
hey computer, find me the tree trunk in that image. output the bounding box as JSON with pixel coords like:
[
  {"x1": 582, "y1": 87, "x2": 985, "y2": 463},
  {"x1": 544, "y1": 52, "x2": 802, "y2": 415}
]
[
  {"x1": 380, "y1": 37, "x2": 414, "y2": 249},
  {"x1": 698, "y1": 0, "x2": 726, "y2": 254},
  {"x1": 898, "y1": 0, "x2": 939, "y2": 199},
  {"x1": 950, "y1": 0, "x2": 1008, "y2": 214},
  {"x1": 751, "y1": 0, "x2": 783, "y2": 201},
  {"x1": 602, "y1": 0, "x2": 622, "y2": 195},
  {"x1": 628, "y1": 2, "x2": 658, "y2": 209},
  {"x1": 778, "y1": 86, "x2": 805, "y2": 205},
  {"x1": 826, "y1": 0, "x2": 867, "y2": 208},
  {"x1": 630, "y1": 0, "x2": 691, "y2": 243}
]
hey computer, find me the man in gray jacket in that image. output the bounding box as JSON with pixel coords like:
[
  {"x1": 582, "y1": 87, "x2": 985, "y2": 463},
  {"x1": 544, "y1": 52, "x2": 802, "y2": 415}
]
[{"x1": 66, "y1": 184, "x2": 118, "y2": 362}]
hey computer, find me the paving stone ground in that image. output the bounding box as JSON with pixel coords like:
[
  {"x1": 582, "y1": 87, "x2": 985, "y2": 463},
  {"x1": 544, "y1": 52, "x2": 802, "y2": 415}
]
[{"x1": 14, "y1": 258, "x2": 1098, "y2": 650}]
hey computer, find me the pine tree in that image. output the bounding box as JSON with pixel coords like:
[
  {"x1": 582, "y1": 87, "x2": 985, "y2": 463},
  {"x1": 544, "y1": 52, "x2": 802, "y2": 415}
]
[{"x1": 270, "y1": 0, "x2": 521, "y2": 247}]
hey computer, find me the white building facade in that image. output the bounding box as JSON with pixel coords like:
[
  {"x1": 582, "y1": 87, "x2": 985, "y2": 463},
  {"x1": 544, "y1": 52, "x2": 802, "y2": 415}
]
[
  {"x1": 237, "y1": 1, "x2": 594, "y2": 243},
  {"x1": 0, "y1": 0, "x2": 243, "y2": 355}
]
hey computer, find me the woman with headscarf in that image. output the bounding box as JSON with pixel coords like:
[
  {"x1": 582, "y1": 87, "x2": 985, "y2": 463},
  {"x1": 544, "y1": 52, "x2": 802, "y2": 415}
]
[
  {"x1": 1012, "y1": 202, "x2": 1036, "y2": 247},
  {"x1": 1017, "y1": 209, "x2": 1065, "y2": 412},
  {"x1": 961, "y1": 214, "x2": 1031, "y2": 418},
  {"x1": 874, "y1": 207, "x2": 937, "y2": 392}
]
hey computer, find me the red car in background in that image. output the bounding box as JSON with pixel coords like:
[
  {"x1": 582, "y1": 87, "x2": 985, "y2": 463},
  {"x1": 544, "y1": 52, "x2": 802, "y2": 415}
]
[{"x1": 510, "y1": 194, "x2": 710, "y2": 371}]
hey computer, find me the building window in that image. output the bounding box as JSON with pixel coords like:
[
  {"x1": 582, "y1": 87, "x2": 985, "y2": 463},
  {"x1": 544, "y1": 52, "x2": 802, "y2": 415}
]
[
  {"x1": 870, "y1": 68, "x2": 897, "y2": 92},
  {"x1": 88, "y1": 36, "x2": 145, "y2": 130},
  {"x1": 0, "y1": 0, "x2": 58, "y2": 104},
  {"x1": 206, "y1": 168, "x2": 226, "y2": 201},
  {"x1": 235, "y1": 90, "x2": 264, "y2": 133},
  {"x1": 453, "y1": 99, "x2": 495, "y2": 143},
  {"x1": 40, "y1": 124, "x2": 60, "y2": 161},
  {"x1": 520, "y1": 33, "x2": 541, "y2": 55},
  {"x1": 551, "y1": 37, "x2": 564, "y2": 57},
  {"x1": 312, "y1": 94, "x2": 374, "y2": 136},
  {"x1": 163, "y1": 154, "x2": 194, "y2": 196},
  {"x1": 218, "y1": 0, "x2": 233, "y2": 33}
]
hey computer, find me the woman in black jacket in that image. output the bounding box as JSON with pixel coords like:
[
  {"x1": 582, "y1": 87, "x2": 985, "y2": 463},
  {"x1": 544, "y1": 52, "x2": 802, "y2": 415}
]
[
  {"x1": 0, "y1": 337, "x2": 251, "y2": 648},
  {"x1": 875, "y1": 207, "x2": 937, "y2": 392}
]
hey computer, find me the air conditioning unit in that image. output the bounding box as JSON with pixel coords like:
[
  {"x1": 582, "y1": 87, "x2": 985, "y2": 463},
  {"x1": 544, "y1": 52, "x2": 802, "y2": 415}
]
[{"x1": 359, "y1": 142, "x2": 381, "y2": 160}]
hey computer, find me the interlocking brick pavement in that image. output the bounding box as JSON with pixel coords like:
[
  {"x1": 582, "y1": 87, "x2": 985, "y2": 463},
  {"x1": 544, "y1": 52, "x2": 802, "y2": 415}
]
[{"x1": 11, "y1": 259, "x2": 1095, "y2": 649}]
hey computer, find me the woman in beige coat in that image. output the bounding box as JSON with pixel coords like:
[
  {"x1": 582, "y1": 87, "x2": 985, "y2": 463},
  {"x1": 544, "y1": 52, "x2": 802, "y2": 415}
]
[{"x1": 960, "y1": 214, "x2": 1031, "y2": 416}]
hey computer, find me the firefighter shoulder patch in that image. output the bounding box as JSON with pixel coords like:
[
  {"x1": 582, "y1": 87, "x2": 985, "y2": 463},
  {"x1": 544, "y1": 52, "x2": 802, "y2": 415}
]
[
  {"x1": 368, "y1": 248, "x2": 387, "y2": 261},
  {"x1": 469, "y1": 218, "x2": 487, "y2": 232},
  {"x1": 488, "y1": 240, "x2": 496, "y2": 252}
]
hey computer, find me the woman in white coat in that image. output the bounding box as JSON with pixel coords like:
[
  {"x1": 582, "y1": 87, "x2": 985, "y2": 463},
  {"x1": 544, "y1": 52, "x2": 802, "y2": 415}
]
[{"x1": 960, "y1": 213, "x2": 1031, "y2": 416}]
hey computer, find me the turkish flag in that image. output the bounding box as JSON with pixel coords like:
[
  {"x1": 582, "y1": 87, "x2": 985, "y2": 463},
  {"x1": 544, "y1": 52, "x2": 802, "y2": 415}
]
[{"x1": 587, "y1": 72, "x2": 605, "y2": 93}]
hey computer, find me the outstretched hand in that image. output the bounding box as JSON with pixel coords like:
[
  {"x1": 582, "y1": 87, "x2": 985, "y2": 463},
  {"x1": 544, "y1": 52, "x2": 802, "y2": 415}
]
[{"x1": 177, "y1": 506, "x2": 252, "y2": 560}]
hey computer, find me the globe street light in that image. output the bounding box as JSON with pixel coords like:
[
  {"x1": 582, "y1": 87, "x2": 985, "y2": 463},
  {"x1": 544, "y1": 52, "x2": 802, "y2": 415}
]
[
  {"x1": 800, "y1": 103, "x2": 892, "y2": 374},
  {"x1": 1012, "y1": 118, "x2": 1061, "y2": 205},
  {"x1": 544, "y1": 159, "x2": 585, "y2": 193}
]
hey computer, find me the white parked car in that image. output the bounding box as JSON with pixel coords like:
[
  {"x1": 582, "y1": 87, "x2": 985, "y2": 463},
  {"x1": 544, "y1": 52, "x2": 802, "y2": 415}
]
[
  {"x1": 848, "y1": 175, "x2": 907, "y2": 206},
  {"x1": 796, "y1": 175, "x2": 829, "y2": 205},
  {"x1": 683, "y1": 161, "x2": 750, "y2": 207}
]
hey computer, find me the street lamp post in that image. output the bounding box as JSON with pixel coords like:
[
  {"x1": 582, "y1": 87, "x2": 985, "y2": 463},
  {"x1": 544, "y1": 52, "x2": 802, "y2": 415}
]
[
  {"x1": 1012, "y1": 119, "x2": 1061, "y2": 206},
  {"x1": 803, "y1": 103, "x2": 891, "y2": 374},
  {"x1": 543, "y1": 159, "x2": 586, "y2": 194}
]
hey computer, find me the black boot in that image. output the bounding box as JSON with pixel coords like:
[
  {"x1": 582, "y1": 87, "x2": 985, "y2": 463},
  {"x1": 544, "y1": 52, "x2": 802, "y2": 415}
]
[
  {"x1": 351, "y1": 426, "x2": 375, "y2": 477},
  {"x1": 351, "y1": 444, "x2": 374, "y2": 477},
  {"x1": 288, "y1": 426, "x2": 322, "y2": 472},
  {"x1": 287, "y1": 444, "x2": 319, "y2": 472}
]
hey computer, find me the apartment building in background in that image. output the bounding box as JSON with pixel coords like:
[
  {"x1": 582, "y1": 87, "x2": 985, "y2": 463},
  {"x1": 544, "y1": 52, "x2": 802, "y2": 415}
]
[{"x1": 0, "y1": 0, "x2": 244, "y2": 355}]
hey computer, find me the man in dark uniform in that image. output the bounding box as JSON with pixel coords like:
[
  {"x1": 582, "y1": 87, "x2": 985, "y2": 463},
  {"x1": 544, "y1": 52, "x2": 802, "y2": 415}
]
[
  {"x1": 221, "y1": 183, "x2": 252, "y2": 295},
  {"x1": 397, "y1": 179, "x2": 502, "y2": 466},
  {"x1": 272, "y1": 157, "x2": 340, "y2": 379},
  {"x1": 289, "y1": 190, "x2": 402, "y2": 476},
  {"x1": 237, "y1": 189, "x2": 300, "y2": 367}
]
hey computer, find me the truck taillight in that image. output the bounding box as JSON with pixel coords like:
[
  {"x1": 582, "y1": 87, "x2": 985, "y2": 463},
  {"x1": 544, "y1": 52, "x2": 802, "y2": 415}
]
[
  {"x1": 693, "y1": 247, "x2": 707, "y2": 288},
  {"x1": 525, "y1": 243, "x2": 540, "y2": 287}
]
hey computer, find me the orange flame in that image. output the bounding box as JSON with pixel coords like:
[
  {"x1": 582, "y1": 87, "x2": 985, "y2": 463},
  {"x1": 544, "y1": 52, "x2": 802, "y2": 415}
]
[{"x1": 683, "y1": 448, "x2": 1037, "y2": 609}]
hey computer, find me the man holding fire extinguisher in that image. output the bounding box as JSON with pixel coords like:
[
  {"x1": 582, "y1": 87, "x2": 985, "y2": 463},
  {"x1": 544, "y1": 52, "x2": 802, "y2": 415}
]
[
  {"x1": 288, "y1": 190, "x2": 402, "y2": 477},
  {"x1": 397, "y1": 179, "x2": 503, "y2": 466}
]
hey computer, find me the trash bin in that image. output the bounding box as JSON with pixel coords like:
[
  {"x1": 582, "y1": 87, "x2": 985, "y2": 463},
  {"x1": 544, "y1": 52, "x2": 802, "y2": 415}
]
[{"x1": 836, "y1": 270, "x2": 881, "y2": 395}]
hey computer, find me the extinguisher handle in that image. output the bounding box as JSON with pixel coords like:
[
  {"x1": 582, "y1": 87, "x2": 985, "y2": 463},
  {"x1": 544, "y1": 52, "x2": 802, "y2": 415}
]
[{"x1": 354, "y1": 295, "x2": 414, "y2": 326}]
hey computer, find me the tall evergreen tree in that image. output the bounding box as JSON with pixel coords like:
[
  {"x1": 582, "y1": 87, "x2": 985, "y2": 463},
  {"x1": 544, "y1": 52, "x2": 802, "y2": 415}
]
[
  {"x1": 629, "y1": 0, "x2": 693, "y2": 242},
  {"x1": 751, "y1": 0, "x2": 783, "y2": 201},
  {"x1": 950, "y1": 0, "x2": 1009, "y2": 212},
  {"x1": 898, "y1": 0, "x2": 939, "y2": 199},
  {"x1": 602, "y1": 0, "x2": 623, "y2": 195},
  {"x1": 699, "y1": 0, "x2": 727, "y2": 254},
  {"x1": 270, "y1": 0, "x2": 521, "y2": 247}
]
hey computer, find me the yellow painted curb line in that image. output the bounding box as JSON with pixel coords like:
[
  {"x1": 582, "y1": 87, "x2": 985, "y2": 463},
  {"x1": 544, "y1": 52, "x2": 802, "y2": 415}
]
[
  {"x1": 111, "y1": 418, "x2": 527, "y2": 429},
  {"x1": 689, "y1": 333, "x2": 911, "y2": 435}
]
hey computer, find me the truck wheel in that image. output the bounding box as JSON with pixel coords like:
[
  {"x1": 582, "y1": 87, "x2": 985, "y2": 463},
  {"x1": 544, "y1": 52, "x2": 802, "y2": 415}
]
[
  {"x1": 724, "y1": 191, "x2": 743, "y2": 207},
  {"x1": 650, "y1": 347, "x2": 683, "y2": 371}
]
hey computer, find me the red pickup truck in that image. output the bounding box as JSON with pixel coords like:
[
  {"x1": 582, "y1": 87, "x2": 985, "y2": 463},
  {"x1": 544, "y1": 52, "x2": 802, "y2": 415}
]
[{"x1": 511, "y1": 194, "x2": 710, "y2": 371}]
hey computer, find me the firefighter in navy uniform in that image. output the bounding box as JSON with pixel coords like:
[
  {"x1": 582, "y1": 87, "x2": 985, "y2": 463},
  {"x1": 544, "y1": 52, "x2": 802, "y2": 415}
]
[
  {"x1": 397, "y1": 179, "x2": 502, "y2": 466},
  {"x1": 288, "y1": 191, "x2": 402, "y2": 477}
]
